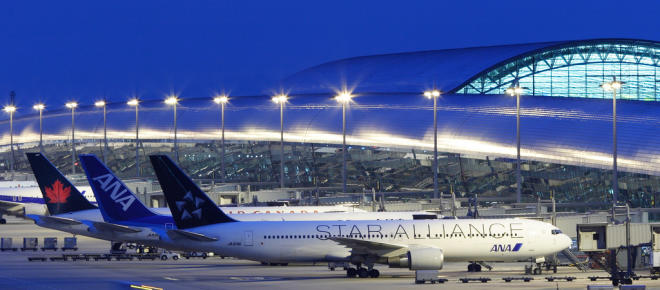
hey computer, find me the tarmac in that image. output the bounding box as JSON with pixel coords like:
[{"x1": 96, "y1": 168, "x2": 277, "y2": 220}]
[{"x1": 1, "y1": 216, "x2": 659, "y2": 290}]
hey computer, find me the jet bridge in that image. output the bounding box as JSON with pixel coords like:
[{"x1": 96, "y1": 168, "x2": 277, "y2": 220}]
[{"x1": 577, "y1": 223, "x2": 651, "y2": 252}]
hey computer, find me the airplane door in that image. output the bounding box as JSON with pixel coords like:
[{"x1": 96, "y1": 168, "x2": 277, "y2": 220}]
[{"x1": 243, "y1": 231, "x2": 253, "y2": 246}]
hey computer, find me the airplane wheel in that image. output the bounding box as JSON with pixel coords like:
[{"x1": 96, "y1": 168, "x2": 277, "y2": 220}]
[
  {"x1": 368, "y1": 269, "x2": 380, "y2": 278},
  {"x1": 467, "y1": 264, "x2": 474, "y2": 272},
  {"x1": 475, "y1": 264, "x2": 482, "y2": 272},
  {"x1": 0, "y1": 218, "x2": 6, "y2": 224},
  {"x1": 357, "y1": 268, "x2": 369, "y2": 278},
  {"x1": 346, "y1": 268, "x2": 357, "y2": 278}
]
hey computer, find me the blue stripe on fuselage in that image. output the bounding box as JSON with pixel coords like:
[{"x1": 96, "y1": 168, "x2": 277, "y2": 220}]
[
  {"x1": 512, "y1": 243, "x2": 523, "y2": 252},
  {"x1": 0, "y1": 194, "x2": 45, "y2": 204}
]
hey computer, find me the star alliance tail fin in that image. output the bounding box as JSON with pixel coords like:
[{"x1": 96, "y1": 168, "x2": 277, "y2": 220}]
[{"x1": 149, "y1": 155, "x2": 235, "y2": 229}]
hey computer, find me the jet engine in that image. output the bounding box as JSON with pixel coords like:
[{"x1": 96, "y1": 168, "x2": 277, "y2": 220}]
[
  {"x1": 386, "y1": 256, "x2": 409, "y2": 268},
  {"x1": 406, "y1": 248, "x2": 444, "y2": 270}
]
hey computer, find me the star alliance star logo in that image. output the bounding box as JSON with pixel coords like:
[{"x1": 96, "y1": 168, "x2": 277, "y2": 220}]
[{"x1": 176, "y1": 191, "x2": 205, "y2": 220}]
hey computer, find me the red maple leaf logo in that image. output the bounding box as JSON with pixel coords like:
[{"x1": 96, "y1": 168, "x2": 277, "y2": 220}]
[{"x1": 45, "y1": 180, "x2": 71, "y2": 203}]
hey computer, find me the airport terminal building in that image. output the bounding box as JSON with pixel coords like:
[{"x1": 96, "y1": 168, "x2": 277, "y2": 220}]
[{"x1": 1, "y1": 38, "x2": 659, "y2": 207}]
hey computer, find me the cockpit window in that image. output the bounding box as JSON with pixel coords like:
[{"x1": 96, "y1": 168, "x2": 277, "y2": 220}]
[{"x1": 551, "y1": 229, "x2": 562, "y2": 235}]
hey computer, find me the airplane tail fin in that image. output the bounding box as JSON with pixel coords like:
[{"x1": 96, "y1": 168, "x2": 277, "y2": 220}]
[
  {"x1": 149, "y1": 155, "x2": 235, "y2": 229},
  {"x1": 26, "y1": 152, "x2": 97, "y2": 215},
  {"x1": 78, "y1": 154, "x2": 156, "y2": 222}
]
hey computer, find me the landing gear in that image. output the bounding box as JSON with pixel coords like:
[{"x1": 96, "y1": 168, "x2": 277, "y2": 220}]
[
  {"x1": 368, "y1": 269, "x2": 380, "y2": 278},
  {"x1": 346, "y1": 268, "x2": 357, "y2": 278},
  {"x1": 357, "y1": 268, "x2": 369, "y2": 278},
  {"x1": 346, "y1": 263, "x2": 380, "y2": 278},
  {"x1": 467, "y1": 263, "x2": 482, "y2": 272}
]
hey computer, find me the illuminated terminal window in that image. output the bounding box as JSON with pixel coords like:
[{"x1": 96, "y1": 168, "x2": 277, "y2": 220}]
[{"x1": 455, "y1": 42, "x2": 660, "y2": 101}]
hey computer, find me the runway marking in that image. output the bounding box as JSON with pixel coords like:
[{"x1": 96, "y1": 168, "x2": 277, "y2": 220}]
[{"x1": 163, "y1": 277, "x2": 179, "y2": 281}]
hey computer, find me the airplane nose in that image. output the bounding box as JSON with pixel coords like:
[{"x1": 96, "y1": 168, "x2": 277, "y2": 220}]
[{"x1": 561, "y1": 234, "x2": 572, "y2": 249}]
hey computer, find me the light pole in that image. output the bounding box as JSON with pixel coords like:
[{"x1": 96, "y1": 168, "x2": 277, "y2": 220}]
[
  {"x1": 65, "y1": 102, "x2": 78, "y2": 174},
  {"x1": 213, "y1": 95, "x2": 229, "y2": 183},
  {"x1": 3, "y1": 105, "x2": 16, "y2": 172},
  {"x1": 506, "y1": 84, "x2": 525, "y2": 204},
  {"x1": 128, "y1": 98, "x2": 140, "y2": 177},
  {"x1": 165, "y1": 96, "x2": 179, "y2": 162},
  {"x1": 272, "y1": 94, "x2": 288, "y2": 189},
  {"x1": 601, "y1": 77, "x2": 624, "y2": 206},
  {"x1": 33, "y1": 104, "x2": 45, "y2": 153},
  {"x1": 95, "y1": 100, "x2": 108, "y2": 163},
  {"x1": 335, "y1": 91, "x2": 353, "y2": 193},
  {"x1": 424, "y1": 89, "x2": 441, "y2": 200}
]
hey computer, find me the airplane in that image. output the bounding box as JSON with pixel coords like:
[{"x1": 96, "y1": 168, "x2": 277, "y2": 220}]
[
  {"x1": 25, "y1": 152, "x2": 432, "y2": 243},
  {"x1": 68, "y1": 153, "x2": 440, "y2": 254},
  {"x1": 150, "y1": 154, "x2": 572, "y2": 278},
  {"x1": 0, "y1": 176, "x2": 94, "y2": 224}
]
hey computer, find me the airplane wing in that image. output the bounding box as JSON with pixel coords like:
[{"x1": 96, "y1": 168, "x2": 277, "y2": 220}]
[
  {"x1": 37, "y1": 215, "x2": 83, "y2": 225},
  {"x1": 0, "y1": 200, "x2": 25, "y2": 217},
  {"x1": 167, "y1": 229, "x2": 218, "y2": 242},
  {"x1": 329, "y1": 237, "x2": 409, "y2": 258},
  {"x1": 91, "y1": 221, "x2": 142, "y2": 233}
]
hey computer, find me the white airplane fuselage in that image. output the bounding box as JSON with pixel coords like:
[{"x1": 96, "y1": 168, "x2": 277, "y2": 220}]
[
  {"x1": 167, "y1": 218, "x2": 571, "y2": 263},
  {"x1": 29, "y1": 209, "x2": 437, "y2": 246}
]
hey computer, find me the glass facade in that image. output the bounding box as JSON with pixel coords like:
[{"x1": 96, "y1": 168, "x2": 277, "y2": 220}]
[{"x1": 455, "y1": 42, "x2": 660, "y2": 101}]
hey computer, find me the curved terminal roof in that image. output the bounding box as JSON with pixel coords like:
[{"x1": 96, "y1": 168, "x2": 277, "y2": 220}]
[
  {"x1": 282, "y1": 39, "x2": 659, "y2": 99},
  {"x1": 1, "y1": 39, "x2": 659, "y2": 176}
]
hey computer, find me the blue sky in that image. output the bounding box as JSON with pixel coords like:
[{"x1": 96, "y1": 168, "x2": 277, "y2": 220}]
[{"x1": 1, "y1": 0, "x2": 658, "y2": 112}]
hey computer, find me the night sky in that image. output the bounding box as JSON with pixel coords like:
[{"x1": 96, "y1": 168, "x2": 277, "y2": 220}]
[{"x1": 2, "y1": 0, "x2": 658, "y2": 114}]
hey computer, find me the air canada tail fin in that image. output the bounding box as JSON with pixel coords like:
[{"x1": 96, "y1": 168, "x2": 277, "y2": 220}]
[
  {"x1": 78, "y1": 154, "x2": 156, "y2": 222},
  {"x1": 149, "y1": 155, "x2": 235, "y2": 229},
  {"x1": 26, "y1": 152, "x2": 97, "y2": 215}
]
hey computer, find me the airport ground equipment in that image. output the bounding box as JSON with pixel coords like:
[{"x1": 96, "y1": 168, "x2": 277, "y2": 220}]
[
  {"x1": 561, "y1": 248, "x2": 590, "y2": 271},
  {"x1": 458, "y1": 277, "x2": 491, "y2": 283},
  {"x1": 62, "y1": 237, "x2": 77, "y2": 251},
  {"x1": 650, "y1": 224, "x2": 660, "y2": 274},
  {"x1": 21, "y1": 237, "x2": 38, "y2": 251},
  {"x1": 1, "y1": 237, "x2": 17, "y2": 251},
  {"x1": 587, "y1": 286, "x2": 614, "y2": 290},
  {"x1": 159, "y1": 251, "x2": 180, "y2": 260},
  {"x1": 413, "y1": 270, "x2": 447, "y2": 284},
  {"x1": 544, "y1": 276, "x2": 576, "y2": 282},
  {"x1": 182, "y1": 252, "x2": 212, "y2": 259},
  {"x1": 42, "y1": 237, "x2": 57, "y2": 251},
  {"x1": 502, "y1": 276, "x2": 533, "y2": 282}
]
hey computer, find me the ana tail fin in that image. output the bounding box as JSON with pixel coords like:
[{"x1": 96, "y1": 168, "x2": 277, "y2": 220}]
[
  {"x1": 149, "y1": 155, "x2": 235, "y2": 229},
  {"x1": 78, "y1": 154, "x2": 155, "y2": 222},
  {"x1": 26, "y1": 152, "x2": 96, "y2": 215}
]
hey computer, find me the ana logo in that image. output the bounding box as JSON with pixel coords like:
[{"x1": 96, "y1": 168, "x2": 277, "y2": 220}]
[
  {"x1": 92, "y1": 173, "x2": 136, "y2": 211},
  {"x1": 45, "y1": 180, "x2": 71, "y2": 203},
  {"x1": 490, "y1": 243, "x2": 523, "y2": 252},
  {"x1": 175, "y1": 191, "x2": 204, "y2": 221}
]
